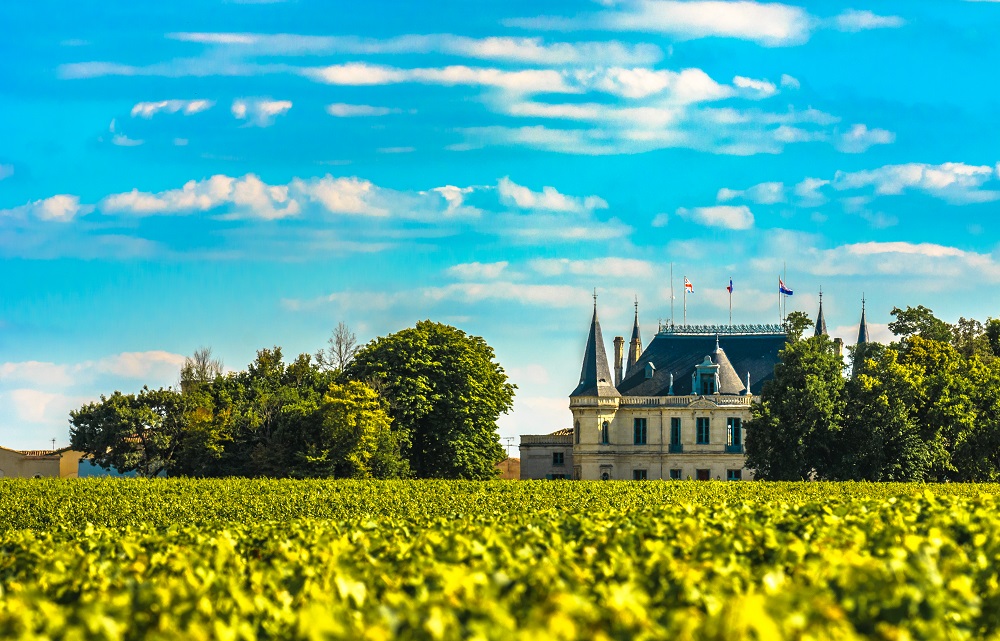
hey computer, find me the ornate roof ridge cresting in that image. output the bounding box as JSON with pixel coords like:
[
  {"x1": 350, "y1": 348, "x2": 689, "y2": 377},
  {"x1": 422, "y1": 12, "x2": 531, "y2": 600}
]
[{"x1": 657, "y1": 323, "x2": 786, "y2": 335}]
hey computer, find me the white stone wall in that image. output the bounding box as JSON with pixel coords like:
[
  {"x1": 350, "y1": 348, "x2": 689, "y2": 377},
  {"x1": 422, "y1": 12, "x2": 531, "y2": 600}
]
[{"x1": 570, "y1": 396, "x2": 754, "y2": 480}]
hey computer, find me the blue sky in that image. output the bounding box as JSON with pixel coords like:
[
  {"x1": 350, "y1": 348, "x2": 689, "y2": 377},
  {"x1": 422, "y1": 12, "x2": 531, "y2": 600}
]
[{"x1": 2, "y1": 0, "x2": 1000, "y2": 451}]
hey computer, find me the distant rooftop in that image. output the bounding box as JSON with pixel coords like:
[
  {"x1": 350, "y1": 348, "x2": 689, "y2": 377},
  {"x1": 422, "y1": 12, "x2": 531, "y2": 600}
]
[{"x1": 657, "y1": 323, "x2": 786, "y2": 336}]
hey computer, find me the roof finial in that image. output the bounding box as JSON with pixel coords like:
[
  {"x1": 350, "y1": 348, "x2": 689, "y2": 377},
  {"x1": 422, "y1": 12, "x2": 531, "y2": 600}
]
[
  {"x1": 593, "y1": 288, "x2": 598, "y2": 309},
  {"x1": 715, "y1": 333, "x2": 720, "y2": 351}
]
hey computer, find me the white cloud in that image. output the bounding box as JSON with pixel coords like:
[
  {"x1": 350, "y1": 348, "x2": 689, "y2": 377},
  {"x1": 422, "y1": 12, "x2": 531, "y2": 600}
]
[
  {"x1": 717, "y1": 181, "x2": 784, "y2": 204},
  {"x1": 0, "y1": 164, "x2": 13, "y2": 180},
  {"x1": 232, "y1": 98, "x2": 292, "y2": 126},
  {"x1": 498, "y1": 177, "x2": 608, "y2": 212},
  {"x1": 0, "y1": 195, "x2": 84, "y2": 222},
  {"x1": 112, "y1": 134, "x2": 144, "y2": 147},
  {"x1": 833, "y1": 162, "x2": 1000, "y2": 203},
  {"x1": 4, "y1": 389, "x2": 77, "y2": 424},
  {"x1": 676, "y1": 205, "x2": 754, "y2": 229},
  {"x1": 94, "y1": 351, "x2": 186, "y2": 379},
  {"x1": 295, "y1": 281, "x2": 591, "y2": 312},
  {"x1": 528, "y1": 257, "x2": 655, "y2": 278},
  {"x1": 780, "y1": 74, "x2": 800, "y2": 89},
  {"x1": 835, "y1": 123, "x2": 895, "y2": 153},
  {"x1": 168, "y1": 32, "x2": 664, "y2": 66},
  {"x1": 831, "y1": 9, "x2": 905, "y2": 32},
  {"x1": 445, "y1": 261, "x2": 509, "y2": 280},
  {"x1": 0, "y1": 361, "x2": 74, "y2": 387},
  {"x1": 325, "y1": 103, "x2": 398, "y2": 117},
  {"x1": 131, "y1": 99, "x2": 214, "y2": 118},
  {"x1": 651, "y1": 212, "x2": 669, "y2": 227},
  {"x1": 733, "y1": 75, "x2": 778, "y2": 98},
  {"x1": 304, "y1": 63, "x2": 576, "y2": 95},
  {"x1": 101, "y1": 174, "x2": 300, "y2": 219},
  {"x1": 290, "y1": 176, "x2": 382, "y2": 216},
  {"x1": 516, "y1": 1, "x2": 815, "y2": 47},
  {"x1": 794, "y1": 177, "x2": 830, "y2": 205},
  {"x1": 431, "y1": 185, "x2": 477, "y2": 216}
]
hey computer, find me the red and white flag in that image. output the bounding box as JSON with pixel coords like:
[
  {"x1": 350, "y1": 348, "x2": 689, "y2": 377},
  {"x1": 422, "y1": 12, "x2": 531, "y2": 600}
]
[{"x1": 684, "y1": 277, "x2": 694, "y2": 293}]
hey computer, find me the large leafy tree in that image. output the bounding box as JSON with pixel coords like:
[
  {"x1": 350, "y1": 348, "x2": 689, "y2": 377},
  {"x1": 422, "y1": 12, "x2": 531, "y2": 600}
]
[
  {"x1": 346, "y1": 321, "x2": 515, "y2": 479},
  {"x1": 841, "y1": 344, "x2": 931, "y2": 481},
  {"x1": 70, "y1": 387, "x2": 187, "y2": 477},
  {"x1": 745, "y1": 335, "x2": 846, "y2": 480},
  {"x1": 888, "y1": 305, "x2": 953, "y2": 343}
]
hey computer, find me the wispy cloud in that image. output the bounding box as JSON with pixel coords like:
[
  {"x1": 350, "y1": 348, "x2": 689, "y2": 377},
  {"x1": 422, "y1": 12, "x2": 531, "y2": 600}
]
[
  {"x1": 498, "y1": 177, "x2": 608, "y2": 212},
  {"x1": 446, "y1": 261, "x2": 510, "y2": 280},
  {"x1": 0, "y1": 195, "x2": 85, "y2": 222},
  {"x1": 131, "y1": 99, "x2": 214, "y2": 118},
  {"x1": 507, "y1": 1, "x2": 906, "y2": 46},
  {"x1": 231, "y1": 98, "x2": 292, "y2": 126},
  {"x1": 676, "y1": 205, "x2": 754, "y2": 230},
  {"x1": 167, "y1": 32, "x2": 664, "y2": 66},
  {"x1": 835, "y1": 123, "x2": 895, "y2": 153},
  {"x1": 833, "y1": 162, "x2": 1000, "y2": 204},
  {"x1": 101, "y1": 174, "x2": 300, "y2": 220},
  {"x1": 325, "y1": 103, "x2": 399, "y2": 117},
  {"x1": 528, "y1": 257, "x2": 655, "y2": 278},
  {"x1": 829, "y1": 9, "x2": 905, "y2": 32}
]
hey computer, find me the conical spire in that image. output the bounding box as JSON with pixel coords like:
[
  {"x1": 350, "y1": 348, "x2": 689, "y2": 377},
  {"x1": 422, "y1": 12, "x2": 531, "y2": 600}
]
[
  {"x1": 711, "y1": 338, "x2": 746, "y2": 395},
  {"x1": 857, "y1": 295, "x2": 870, "y2": 345},
  {"x1": 814, "y1": 289, "x2": 828, "y2": 337},
  {"x1": 625, "y1": 297, "x2": 643, "y2": 378},
  {"x1": 570, "y1": 298, "x2": 621, "y2": 397}
]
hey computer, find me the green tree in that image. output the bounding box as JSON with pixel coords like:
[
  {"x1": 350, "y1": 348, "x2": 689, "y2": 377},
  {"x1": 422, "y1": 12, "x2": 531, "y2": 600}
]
[
  {"x1": 888, "y1": 305, "x2": 953, "y2": 343},
  {"x1": 745, "y1": 335, "x2": 846, "y2": 480},
  {"x1": 984, "y1": 318, "x2": 1000, "y2": 359},
  {"x1": 70, "y1": 387, "x2": 186, "y2": 477},
  {"x1": 951, "y1": 317, "x2": 993, "y2": 362},
  {"x1": 782, "y1": 311, "x2": 814, "y2": 342},
  {"x1": 841, "y1": 344, "x2": 931, "y2": 481},
  {"x1": 346, "y1": 321, "x2": 515, "y2": 479}
]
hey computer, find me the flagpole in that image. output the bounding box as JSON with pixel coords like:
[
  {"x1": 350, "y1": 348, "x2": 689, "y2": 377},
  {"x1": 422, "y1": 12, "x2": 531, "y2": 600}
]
[
  {"x1": 777, "y1": 275, "x2": 781, "y2": 324},
  {"x1": 670, "y1": 263, "x2": 674, "y2": 328},
  {"x1": 683, "y1": 275, "x2": 687, "y2": 327},
  {"x1": 783, "y1": 261, "x2": 787, "y2": 322},
  {"x1": 728, "y1": 276, "x2": 732, "y2": 327}
]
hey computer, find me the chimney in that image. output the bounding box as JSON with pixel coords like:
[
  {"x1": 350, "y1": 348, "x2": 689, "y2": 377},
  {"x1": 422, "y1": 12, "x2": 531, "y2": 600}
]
[{"x1": 613, "y1": 336, "x2": 624, "y2": 386}]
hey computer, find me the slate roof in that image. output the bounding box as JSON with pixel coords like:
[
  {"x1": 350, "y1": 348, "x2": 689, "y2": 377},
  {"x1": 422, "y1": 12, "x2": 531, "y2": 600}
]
[
  {"x1": 570, "y1": 307, "x2": 621, "y2": 397},
  {"x1": 815, "y1": 295, "x2": 828, "y2": 337},
  {"x1": 617, "y1": 331, "x2": 786, "y2": 396},
  {"x1": 625, "y1": 308, "x2": 642, "y2": 379},
  {"x1": 857, "y1": 301, "x2": 870, "y2": 344},
  {"x1": 711, "y1": 340, "x2": 747, "y2": 395}
]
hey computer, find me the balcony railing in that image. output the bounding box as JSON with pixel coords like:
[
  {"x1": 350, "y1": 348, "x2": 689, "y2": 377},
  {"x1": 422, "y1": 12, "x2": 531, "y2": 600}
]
[{"x1": 620, "y1": 395, "x2": 757, "y2": 407}]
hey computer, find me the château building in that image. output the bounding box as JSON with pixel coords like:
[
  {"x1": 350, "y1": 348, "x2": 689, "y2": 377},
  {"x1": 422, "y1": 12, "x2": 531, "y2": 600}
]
[{"x1": 520, "y1": 292, "x2": 866, "y2": 481}]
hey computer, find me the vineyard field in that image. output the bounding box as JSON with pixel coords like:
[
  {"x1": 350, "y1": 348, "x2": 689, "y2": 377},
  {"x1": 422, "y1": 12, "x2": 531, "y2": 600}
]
[{"x1": 1, "y1": 479, "x2": 999, "y2": 640}]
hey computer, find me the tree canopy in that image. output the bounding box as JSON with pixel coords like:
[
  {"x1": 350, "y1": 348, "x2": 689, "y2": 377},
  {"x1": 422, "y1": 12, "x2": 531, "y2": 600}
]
[
  {"x1": 70, "y1": 321, "x2": 512, "y2": 479},
  {"x1": 346, "y1": 320, "x2": 516, "y2": 479},
  {"x1": 748, "y1": 307, "x2": 1000, "y2": 482}
]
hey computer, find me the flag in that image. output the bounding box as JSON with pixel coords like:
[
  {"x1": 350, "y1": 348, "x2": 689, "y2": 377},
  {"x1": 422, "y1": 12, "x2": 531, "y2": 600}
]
[
  {"x1": 726, "y1": 278, "x2": 733, "y2": 294},
  {"x1": 684, "y1": 277, "x2": 694, "y2": 293},
  {"x1": 779, "y1": 278, "x2": 793, "y2": 296}
]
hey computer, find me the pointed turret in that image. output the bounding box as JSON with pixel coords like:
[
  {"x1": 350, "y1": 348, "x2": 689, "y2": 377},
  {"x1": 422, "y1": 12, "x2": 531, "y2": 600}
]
[
  {"x1": 711, "y1": 336, "x2": 746, "y2": 395},
  {"x1": 570, "y1": 302, "x2": 621, "y2": 398},
  {"x1": 625, "y1": 298, "x2": 643, "y2": 378},
  {"x1": 857, "y1": 296, "x2": 870, "y2": 345},
  {"x1": 814, "y1": 289, "x2": 828, "y2": 337}
]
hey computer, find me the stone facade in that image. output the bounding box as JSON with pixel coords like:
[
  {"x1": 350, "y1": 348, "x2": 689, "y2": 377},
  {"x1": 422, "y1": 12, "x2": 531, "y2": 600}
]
[
  {"x1": 0, "y1": 447, "x2": 85, "y2": 478},
  {"x1": 569, "y1": 394, "x2": 752, "y2": 480},
  {"x1": 519, "y1": 429, "x2": 573, "y2": 479}
]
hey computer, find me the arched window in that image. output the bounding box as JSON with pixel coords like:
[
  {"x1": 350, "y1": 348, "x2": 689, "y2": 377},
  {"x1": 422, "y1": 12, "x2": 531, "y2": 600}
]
[{"x1": 600, "y1": 420, "x2": 610, "y2": 445}]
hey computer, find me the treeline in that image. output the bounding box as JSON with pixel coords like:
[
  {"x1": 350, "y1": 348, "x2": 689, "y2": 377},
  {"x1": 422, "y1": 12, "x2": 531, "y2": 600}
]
[
  {"x1": 748, "y1": 307, "x2": 1000, "y2": 481},
  {"x1": 70, "y1": 321, "x2": 515, "y2": 479}
]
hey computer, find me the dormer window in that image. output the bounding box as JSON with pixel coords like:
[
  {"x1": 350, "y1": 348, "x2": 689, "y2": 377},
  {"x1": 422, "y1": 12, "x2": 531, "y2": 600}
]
[
  {"x1": 644, "y1": 362, "x2": 655, "y2": 379},
  {"x1": 694, "y1": 355, "x2": 719, "y2": 395}
]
